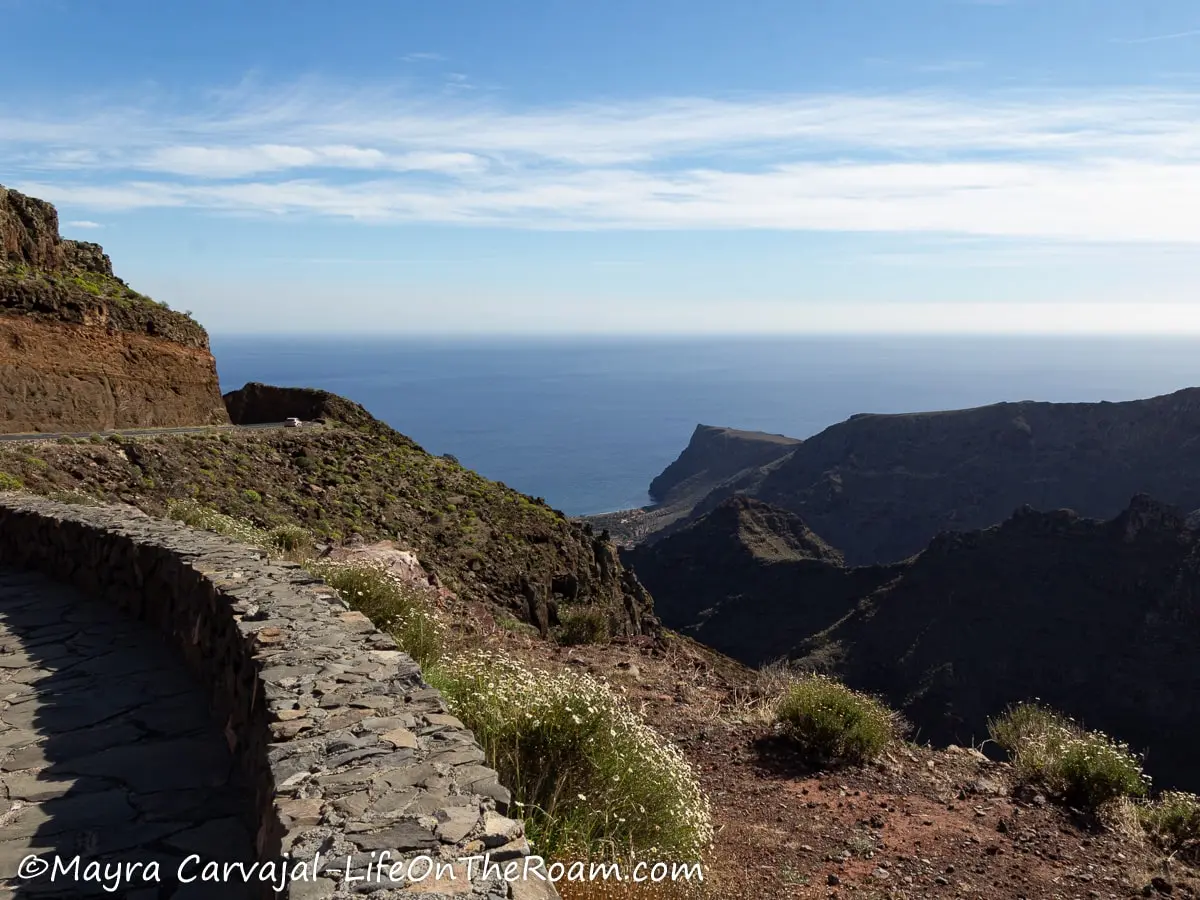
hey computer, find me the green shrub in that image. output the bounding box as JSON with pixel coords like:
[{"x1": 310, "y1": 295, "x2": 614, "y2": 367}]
[
  {"x1": 242, "y1": 489, "x2": 262, "y2": 504},
  {"x1": 988, "y1": 703, "x2": 1148, "y2": 809},
  {"x1": 267, "y1": 524, "x2": 311, "y2": 554},
  {"x1": 429, "y1": 651, "x2": 712, "y2": 861},
  {"x1": 0, "y1": 472, "x2": 24, "y2": 491},
  {"x1": 555, "y1": 606, "x2": 611, "y2": 646},
  {"x1": 305, "y1": 558, "x2": 443, "y2": 669},
  {"x1": 775, "y1": 675, "x2": 898, "y2": 766},
  {"x1": 1138, "y1": 791, "x2": 1200, "y2": 861}
]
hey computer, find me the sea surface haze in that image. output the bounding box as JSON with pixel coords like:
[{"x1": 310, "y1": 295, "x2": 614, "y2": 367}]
[{"x1": 212, "y1": 335, "x2": 1200, "y2": 516}]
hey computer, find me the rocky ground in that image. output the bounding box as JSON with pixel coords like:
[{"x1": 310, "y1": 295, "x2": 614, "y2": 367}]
[{"x1": 451, "y1": 614, "x2": 1200, "y2": 900}]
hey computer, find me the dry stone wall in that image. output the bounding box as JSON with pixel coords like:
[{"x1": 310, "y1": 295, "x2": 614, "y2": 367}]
[{"x1": 0, "y1": 495, "x2": 557, "y2": 899}]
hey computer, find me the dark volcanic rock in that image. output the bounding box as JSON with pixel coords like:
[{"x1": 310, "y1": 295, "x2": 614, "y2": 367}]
[
  {"x1": 224, "y1": 382, "x2": 383, "y2": 430},
  {"x1": 804, "y1": 493, "x2": 1200, "y2": 790},
  {"x1": 649, "y1": 424, "x2": 801, "y2": 507},
  {"x1": 648, "y1": 390, "x2": 1200, "y2": 566},
  {"x1": 625, "y1": 496, "x2": 894, "y2": 664}
]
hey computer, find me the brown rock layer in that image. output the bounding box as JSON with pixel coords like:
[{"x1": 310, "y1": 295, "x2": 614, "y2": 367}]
[
  {"x1": 0, "y1": 185, "x2": 227, "y2": 432},
  {"x1": 0, "y1": 316, "x2": 228, "y2": 432}
]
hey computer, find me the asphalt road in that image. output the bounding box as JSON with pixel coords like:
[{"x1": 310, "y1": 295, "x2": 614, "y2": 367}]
[{"x1": 0, "y1": 422, "x2": 307, "y2": 443}]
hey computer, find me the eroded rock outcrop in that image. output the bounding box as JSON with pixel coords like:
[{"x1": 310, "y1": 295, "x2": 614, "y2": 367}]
[
  {"x1": 0, "y1": 186, "x2": 228, "y2": 432},
  {"x1": 224, "y1": 382, "x2": 382, "y2": 431}
]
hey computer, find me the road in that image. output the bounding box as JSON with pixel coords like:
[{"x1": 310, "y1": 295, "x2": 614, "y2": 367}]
[{"x1": 0, "y1": 422, "x2": 308, "y2": 443}]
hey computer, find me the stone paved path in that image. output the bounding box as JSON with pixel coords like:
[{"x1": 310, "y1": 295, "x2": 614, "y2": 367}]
[{"x1": 0, "y1": 569, "x2": 256, "y2": 898}]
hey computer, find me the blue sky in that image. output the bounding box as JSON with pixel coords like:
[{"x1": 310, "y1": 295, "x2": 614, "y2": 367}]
[{"x1": 4, "y1": 0, "x2": 1200, "y2": 334}]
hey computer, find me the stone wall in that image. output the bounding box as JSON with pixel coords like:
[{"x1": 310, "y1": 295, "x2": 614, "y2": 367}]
[{"x1": 0, "y1": 494, "x2": 557, "y2": 899}]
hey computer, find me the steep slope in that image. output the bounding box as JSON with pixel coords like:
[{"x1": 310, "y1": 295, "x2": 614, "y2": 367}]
[
  {"x1": 0, "y1": 407, "x2": 656, "y2": 637},
  {"x1": 624, "y1": 496, "x2": 896, "y2": 663},
  {"x1": 638, "y1": 389, "x2": 1200, "y2": 565},
  {"x1": 0, "y1": 185, "x2": 227, "y2": 432},
  {"x1": 649, "y1": 424, "x2": 802, "y2": 506}
]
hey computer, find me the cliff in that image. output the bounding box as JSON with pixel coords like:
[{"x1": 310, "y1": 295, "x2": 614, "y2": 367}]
[
  {"x1": 648, "y1": 424, "x2": 801, "y2": 506},
  {"x1": 0, "y1": 185, "x2": 227, "y2": 432},
  {"x1": 627, "y1": 491, "x2": 1200, "y2": 790},
  {"x1": 633, "y1": 389, "x2": 1200, "y2": 565}
]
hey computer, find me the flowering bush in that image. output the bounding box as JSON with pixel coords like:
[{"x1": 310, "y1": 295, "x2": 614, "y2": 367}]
[
  {"x1": 305, "y1": 558, "x2": 444, "y2": 669},
  {"x1": 1138, "y1": 791, "x2": 1200, "y2": 861},
  {"x1": 430, "y1": 651, "x2": 712, "y2": 861},
  {"x1": 988, "y1": 703, "x2": 1149, "y2": 809},
  {"x1": 166, "y1": 498, "x2": 272, "y2": 546},
  {"x1": 775, "y1": 675, "x2": 899, "y2": 765}
]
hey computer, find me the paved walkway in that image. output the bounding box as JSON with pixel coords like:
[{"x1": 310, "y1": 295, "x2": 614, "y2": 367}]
[{"x1": 0, "y1": 569, "x2": 256, "y2": 898}]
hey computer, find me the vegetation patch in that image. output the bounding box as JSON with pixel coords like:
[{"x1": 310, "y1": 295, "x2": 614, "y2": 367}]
[
  {"x1": 166, "y1": 498, "x2": 273, "y2": 547},
  {"x1": 774, "y1": 674, "x2": 899, "y2": 766},
  {"x1": 556, "y1": 606, "x2": 612, "y2": 646},
  {"x1": 305, "y1": 558, "x2": 444, "y2": 669},
  {"x1": 1137, "y1": 791, "x2": 1200, "y2": 862},
  {"x1": 0, "y1": 472, "x2": 23, "y2": 491},
  {"x1": 988, "y1": 703, "x2": 1149, "y2": 810},
  {"x1": 430, "y1": 650, "x2": 712, "y2": 861},
  {"x1": 0, "y1": 428, "x2": 645, "y2": 632}
]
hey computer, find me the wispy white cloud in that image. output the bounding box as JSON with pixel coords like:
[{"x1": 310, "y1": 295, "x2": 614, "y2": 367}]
[
  {"x1": 401, "y1": 52, "x2": 446, "y2": 63},
  {"x1": 65, "y1": 219, "x2": 102, "y2": 229},
  {"x1": 5, "y1": 81, "x2": 1200, "y2": 242},
  {"x1": 1113, "y1": 28, "x2": 1200, "y2": 45}
]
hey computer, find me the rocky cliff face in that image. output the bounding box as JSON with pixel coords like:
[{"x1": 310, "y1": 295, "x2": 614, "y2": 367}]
[
  {"x1": 627, "y1": 491, "x2": 1200, "y2": 790},
  {"x1": 0, "y1": 186, "x2": 227, "y2": 432},
  {"x1": 649, "y1": 425, "x2": 802, "y2": 506}
]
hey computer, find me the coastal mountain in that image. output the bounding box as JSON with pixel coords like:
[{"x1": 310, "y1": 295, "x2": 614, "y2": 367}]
[
  {"x1": 615, "y1": 390, "x2": 1200, "y2": 566},
  {"x1": 627, "y1": 491, "x2": 1200, "y2": 790},
  {"x1": 649, "y1": 424, "x2": 802, "y2": 507},
  {"x1": 0, "y1": 185, "x2": 227, "y2": 433}
]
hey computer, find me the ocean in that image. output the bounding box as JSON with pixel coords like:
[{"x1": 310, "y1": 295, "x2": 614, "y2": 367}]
[{"x1": 211, "y1": 335, "x2": 1200, "y2": 517}]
